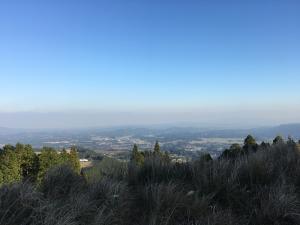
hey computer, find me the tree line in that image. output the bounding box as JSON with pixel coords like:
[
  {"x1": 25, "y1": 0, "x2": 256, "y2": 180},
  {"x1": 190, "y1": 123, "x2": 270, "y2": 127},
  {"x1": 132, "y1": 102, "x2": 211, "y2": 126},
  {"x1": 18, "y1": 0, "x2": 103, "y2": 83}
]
[
  {"x1": 0, "y1": 143, "x2": 80, "y2": 185},
  {"x1": 130, "y1": 141, "x2": 171, "y2": 165},
  {"x1": 130, "y1": 135, "x2": 300, "y2": 164},
  {"x1": 220, "y1": 135, "x2": 298, "y2": 159}
]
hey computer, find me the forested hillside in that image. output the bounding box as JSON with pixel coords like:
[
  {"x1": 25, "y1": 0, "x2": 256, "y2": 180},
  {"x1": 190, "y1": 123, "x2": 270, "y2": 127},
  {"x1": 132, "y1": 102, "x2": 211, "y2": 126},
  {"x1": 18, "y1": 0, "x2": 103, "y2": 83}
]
[{"x1": 1, "y1": 136, "x2": 300, "y2": 225}]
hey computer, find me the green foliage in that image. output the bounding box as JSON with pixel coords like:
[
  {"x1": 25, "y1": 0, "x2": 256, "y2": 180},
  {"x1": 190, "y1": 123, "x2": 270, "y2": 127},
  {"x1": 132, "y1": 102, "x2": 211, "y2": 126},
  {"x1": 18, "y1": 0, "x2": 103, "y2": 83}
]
[
  {"x1": 3, "y1": 144, "x2": 15, "y2": 152},
  {"x1": 154, "y1": 140, "x2": 160, "y2": 154},
  {"x1": 60, "y1": 148, "x2": 69, "y2": 162},
  {"x1": 37, "y1": 147, "x2": 61, "y2": 182},
  {"x1": 83, "y1": 157, "x2": 127, "y2": 182},
  {"x1": 260, "y1": 141, "x2": 270, "y2": 150},
  {"x1": 0, "y1": 146, "x2": 21, "y2": 184},
  {"x1": 273, "y1": 135, "x2": 285, "y2": 145},
  {"x1": 41, "y1": 165, "x2": 85, "y2": 200},
  {"x1": 0, "y1": 169, "x2": 3, "y2": 184},
  {"x1": 198, "y1": 153, "x2": 213, "y2": 162},
  {"x1": 243, "y1": 135, "x2": 258, "y2": 153},
  {"x1": 68, "y1": 146, "x2": 81, "y2": 174},
  {"x1": 0, "y1": 143, "x2": 81, "y2": 185},
  {"x1": 244, "y1": 135, "x2": 256, "y2": 146},
  {"x1": 37, "y1": 146, "x2": 81, "y2": 182},
  {"x1": 163, "y1": 151, "x2": 171, "y2": 162},
  {"x1": 0, "y1": 182, "x2": 43, "y2": 225},
  {"x1": 220, "y1": 143, "x2": 243, "y2": 159},
  {"x1": 18, "y1": 144, "x2": 39, "y2": 180},
  {"x1": 130, "y1": 144, "x2": 144, "y2": 166}
]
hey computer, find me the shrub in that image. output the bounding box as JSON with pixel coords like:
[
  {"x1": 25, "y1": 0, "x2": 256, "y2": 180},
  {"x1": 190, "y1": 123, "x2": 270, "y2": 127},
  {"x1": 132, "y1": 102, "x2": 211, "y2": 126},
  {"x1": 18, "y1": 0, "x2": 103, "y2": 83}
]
[
  {"x1": 83, "y1": 157, "x2": 127, "y2": 182},
  {"x1": 0, "y1": 182, "x2": 43, "y2": 225},
  {"x1": 40, "y1": 165, "x2": 86, "y2": 200}
]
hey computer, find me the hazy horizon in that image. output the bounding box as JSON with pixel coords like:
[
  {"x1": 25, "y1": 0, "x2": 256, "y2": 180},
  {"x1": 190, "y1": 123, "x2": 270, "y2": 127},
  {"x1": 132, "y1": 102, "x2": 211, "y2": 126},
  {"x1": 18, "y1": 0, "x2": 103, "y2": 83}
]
[
  {"x1": 1, "y1": 106, "x2": 300, "y2": 129},
  {"x1": 1, "y1": 0, "x2": 300, "y2": 128}
]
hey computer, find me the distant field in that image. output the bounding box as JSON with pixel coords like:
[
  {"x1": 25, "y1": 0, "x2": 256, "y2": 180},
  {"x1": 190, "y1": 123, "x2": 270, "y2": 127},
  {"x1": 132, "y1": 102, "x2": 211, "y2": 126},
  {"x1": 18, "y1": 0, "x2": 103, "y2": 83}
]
[{"x1": 80, "y1": 160, "x2": 94, "y2": 169}]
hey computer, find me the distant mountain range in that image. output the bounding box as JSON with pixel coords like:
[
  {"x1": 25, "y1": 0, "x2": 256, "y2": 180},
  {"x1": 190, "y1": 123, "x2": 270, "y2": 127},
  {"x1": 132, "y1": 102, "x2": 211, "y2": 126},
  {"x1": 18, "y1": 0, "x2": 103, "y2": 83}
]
[
  {"x1": 191, "y1": 123, "x2": 300, "y2": 140},
  {"x1": 1, "y1": 123, "x2": 300, "y2": 138}
]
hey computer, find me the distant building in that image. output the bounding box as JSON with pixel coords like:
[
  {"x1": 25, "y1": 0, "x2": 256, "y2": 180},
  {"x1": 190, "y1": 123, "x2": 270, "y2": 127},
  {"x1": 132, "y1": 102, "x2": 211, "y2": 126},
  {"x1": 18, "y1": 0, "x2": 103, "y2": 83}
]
[{"x1": 79, "y1": 159, "x2": 89, "y2": 162}]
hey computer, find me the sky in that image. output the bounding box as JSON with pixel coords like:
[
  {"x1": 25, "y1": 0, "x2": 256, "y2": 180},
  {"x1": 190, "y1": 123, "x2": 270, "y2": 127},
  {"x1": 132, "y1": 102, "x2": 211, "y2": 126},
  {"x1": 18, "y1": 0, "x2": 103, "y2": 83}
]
[{"x1": 0, "y1": 0, "x2": 300, "y2": 128}]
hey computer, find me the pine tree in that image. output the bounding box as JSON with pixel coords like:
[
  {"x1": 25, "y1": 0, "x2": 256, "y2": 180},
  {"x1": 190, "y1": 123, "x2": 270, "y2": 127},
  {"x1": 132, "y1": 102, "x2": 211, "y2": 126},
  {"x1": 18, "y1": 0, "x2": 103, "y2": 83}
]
[
  {"x1": 37, "y1": 147, "x2": 60, "y2": 182},
  {"x1": 0, "y1": 145, "x2": 21, "y2": 183},
  {"x1": 15, "y1": 142, "x2": 24, "y2": 162},
  {"x1": 163, "y1": 151, "x2": 171, "y2": 162},
  {"x1": 131, "y1": 144, "x2": 139, "y2": 159},
  {"x1": 154, "y1": 141, "x2": 160, "y2": 155},
  {"x1": 243, "y1": 135, "x2": 258, "y2": 153},
  {"x1": 221, "y1": 143, "x2": 243, "y2": 159},
  {"x1": 244, "y1": 135, "x2": 256, "y2": 146},
  {"x1": 68, "y1": 146, "x2": 81, "y2": 174},
  {"x1": 60, "y1": 148, "x2": 69, "y2": 163},
  {"x1": 19, "y1": 144, "x2": 39, "y2": 180},
  {"x1": 130, "y1": 144, "x2": 144, "y2": 166}
]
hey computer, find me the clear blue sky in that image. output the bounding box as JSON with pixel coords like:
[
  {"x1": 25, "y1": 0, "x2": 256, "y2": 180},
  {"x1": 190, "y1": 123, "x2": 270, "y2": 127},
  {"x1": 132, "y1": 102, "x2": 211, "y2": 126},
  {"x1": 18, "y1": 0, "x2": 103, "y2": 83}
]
[{"x1": 0, "y1": 0, "x2": 300, "y2": 128}]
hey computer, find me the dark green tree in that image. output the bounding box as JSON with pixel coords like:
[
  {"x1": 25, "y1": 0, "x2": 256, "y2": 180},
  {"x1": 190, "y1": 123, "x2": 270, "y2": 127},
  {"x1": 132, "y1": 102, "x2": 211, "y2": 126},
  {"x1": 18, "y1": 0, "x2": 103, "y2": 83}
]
[
  {"x1": 19, "y1": 144, "x2": 39, "y2": 180},
  {"x1": 273, "y1": 135, "x2": 284, "y2": 145},
  {"x1": 130, "y1": 144, "x2": 144, "y2": 166},
  {"x1": 0, "y1": 169, "x2": 3, "y2": 184},
  {"x1": 243, "y1": 135, "x2": 258, "y2": 153},
  {"x1": 60, "y1": 148, "x2": 69, "y2": 163},
  {"x1": 198, "y1": 153, "x2": 213, "y2": 162},
  {"x1": 260, "y1": 141, "x2": 271, "y2": 150},
  {"x1": 68, "y1": 146, "x2": 81, "y2": 174},
  {"x1": 37, "y1": 147, "x2": 61, "y2": 182},
  {"x1": 0, "y1": 145, "x2": 21, "y2": 184},
  {"x1": 3, "y1": 144, "x2": 15, "y2": 152},
  {"x1": 287, "y1": 136, "x2": 296, "y2": 147},
  {"x1": 163, "y1": 151, "x2": 171, "y2": 162},
  {"x1": 15, "y1": 142, "x2": 24, "y2": 157},
  {"x1": 154, "y1": 141, "x2": 161, "y2": 155},
  {"x1": 221, "y1": 143, "x2": 243, "y2": 159},
  {"x1": 244, "y1": 135, "x2": 256, "y2": 146}
]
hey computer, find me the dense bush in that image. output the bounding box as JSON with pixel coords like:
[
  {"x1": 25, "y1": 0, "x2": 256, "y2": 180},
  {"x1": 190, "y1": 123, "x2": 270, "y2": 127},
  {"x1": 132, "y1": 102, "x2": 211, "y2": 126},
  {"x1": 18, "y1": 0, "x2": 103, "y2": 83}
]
[
  {"x1": 1, "y1": 137, "x2": 300, "y2": 224},
  {"x1": 40, "y1": 165, "x2": 86, "y2": 200}
]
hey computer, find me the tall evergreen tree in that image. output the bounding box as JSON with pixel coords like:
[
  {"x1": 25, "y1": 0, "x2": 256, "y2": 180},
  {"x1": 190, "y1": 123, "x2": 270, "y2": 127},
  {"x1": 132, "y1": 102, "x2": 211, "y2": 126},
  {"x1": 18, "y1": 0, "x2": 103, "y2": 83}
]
[
  {"x1": 37, "y1": 147, "x2": 60, "y2": 182},
  {"x1": 243, "y1": 135, "x2": 258, "y2": 153},
  {"x1": 68, "y1": 146, "x2": 81, "y2": 174},
  {"x1": 154, "y1": 141, "x2": 160, "y2": 155},
  {"x1": 60, "y1": 148, "x2": 69, "y2": 163},
  {"x1": 221, "y1": 143, "x2": 243, "y2": 159},
  {"x1": 131, "y1": 144, "x2": 139, "y2": 159},
  {"x1": 130, "y1": 144, "x2": 144, "y2": 166},
  {"x1": 0, "y1": 145, "x2": 21, "y2": 184},
  {"x1": 19, "y1": 144, "x2": 39, "y2": 180}
]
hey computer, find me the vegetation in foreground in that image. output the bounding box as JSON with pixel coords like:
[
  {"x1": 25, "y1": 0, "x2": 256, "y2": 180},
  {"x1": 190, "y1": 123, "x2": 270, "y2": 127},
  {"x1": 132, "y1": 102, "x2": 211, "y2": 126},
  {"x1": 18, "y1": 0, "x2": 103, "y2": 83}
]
[{"x1": 1, "y1": 136, "x2": 300, "y2": 225}]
